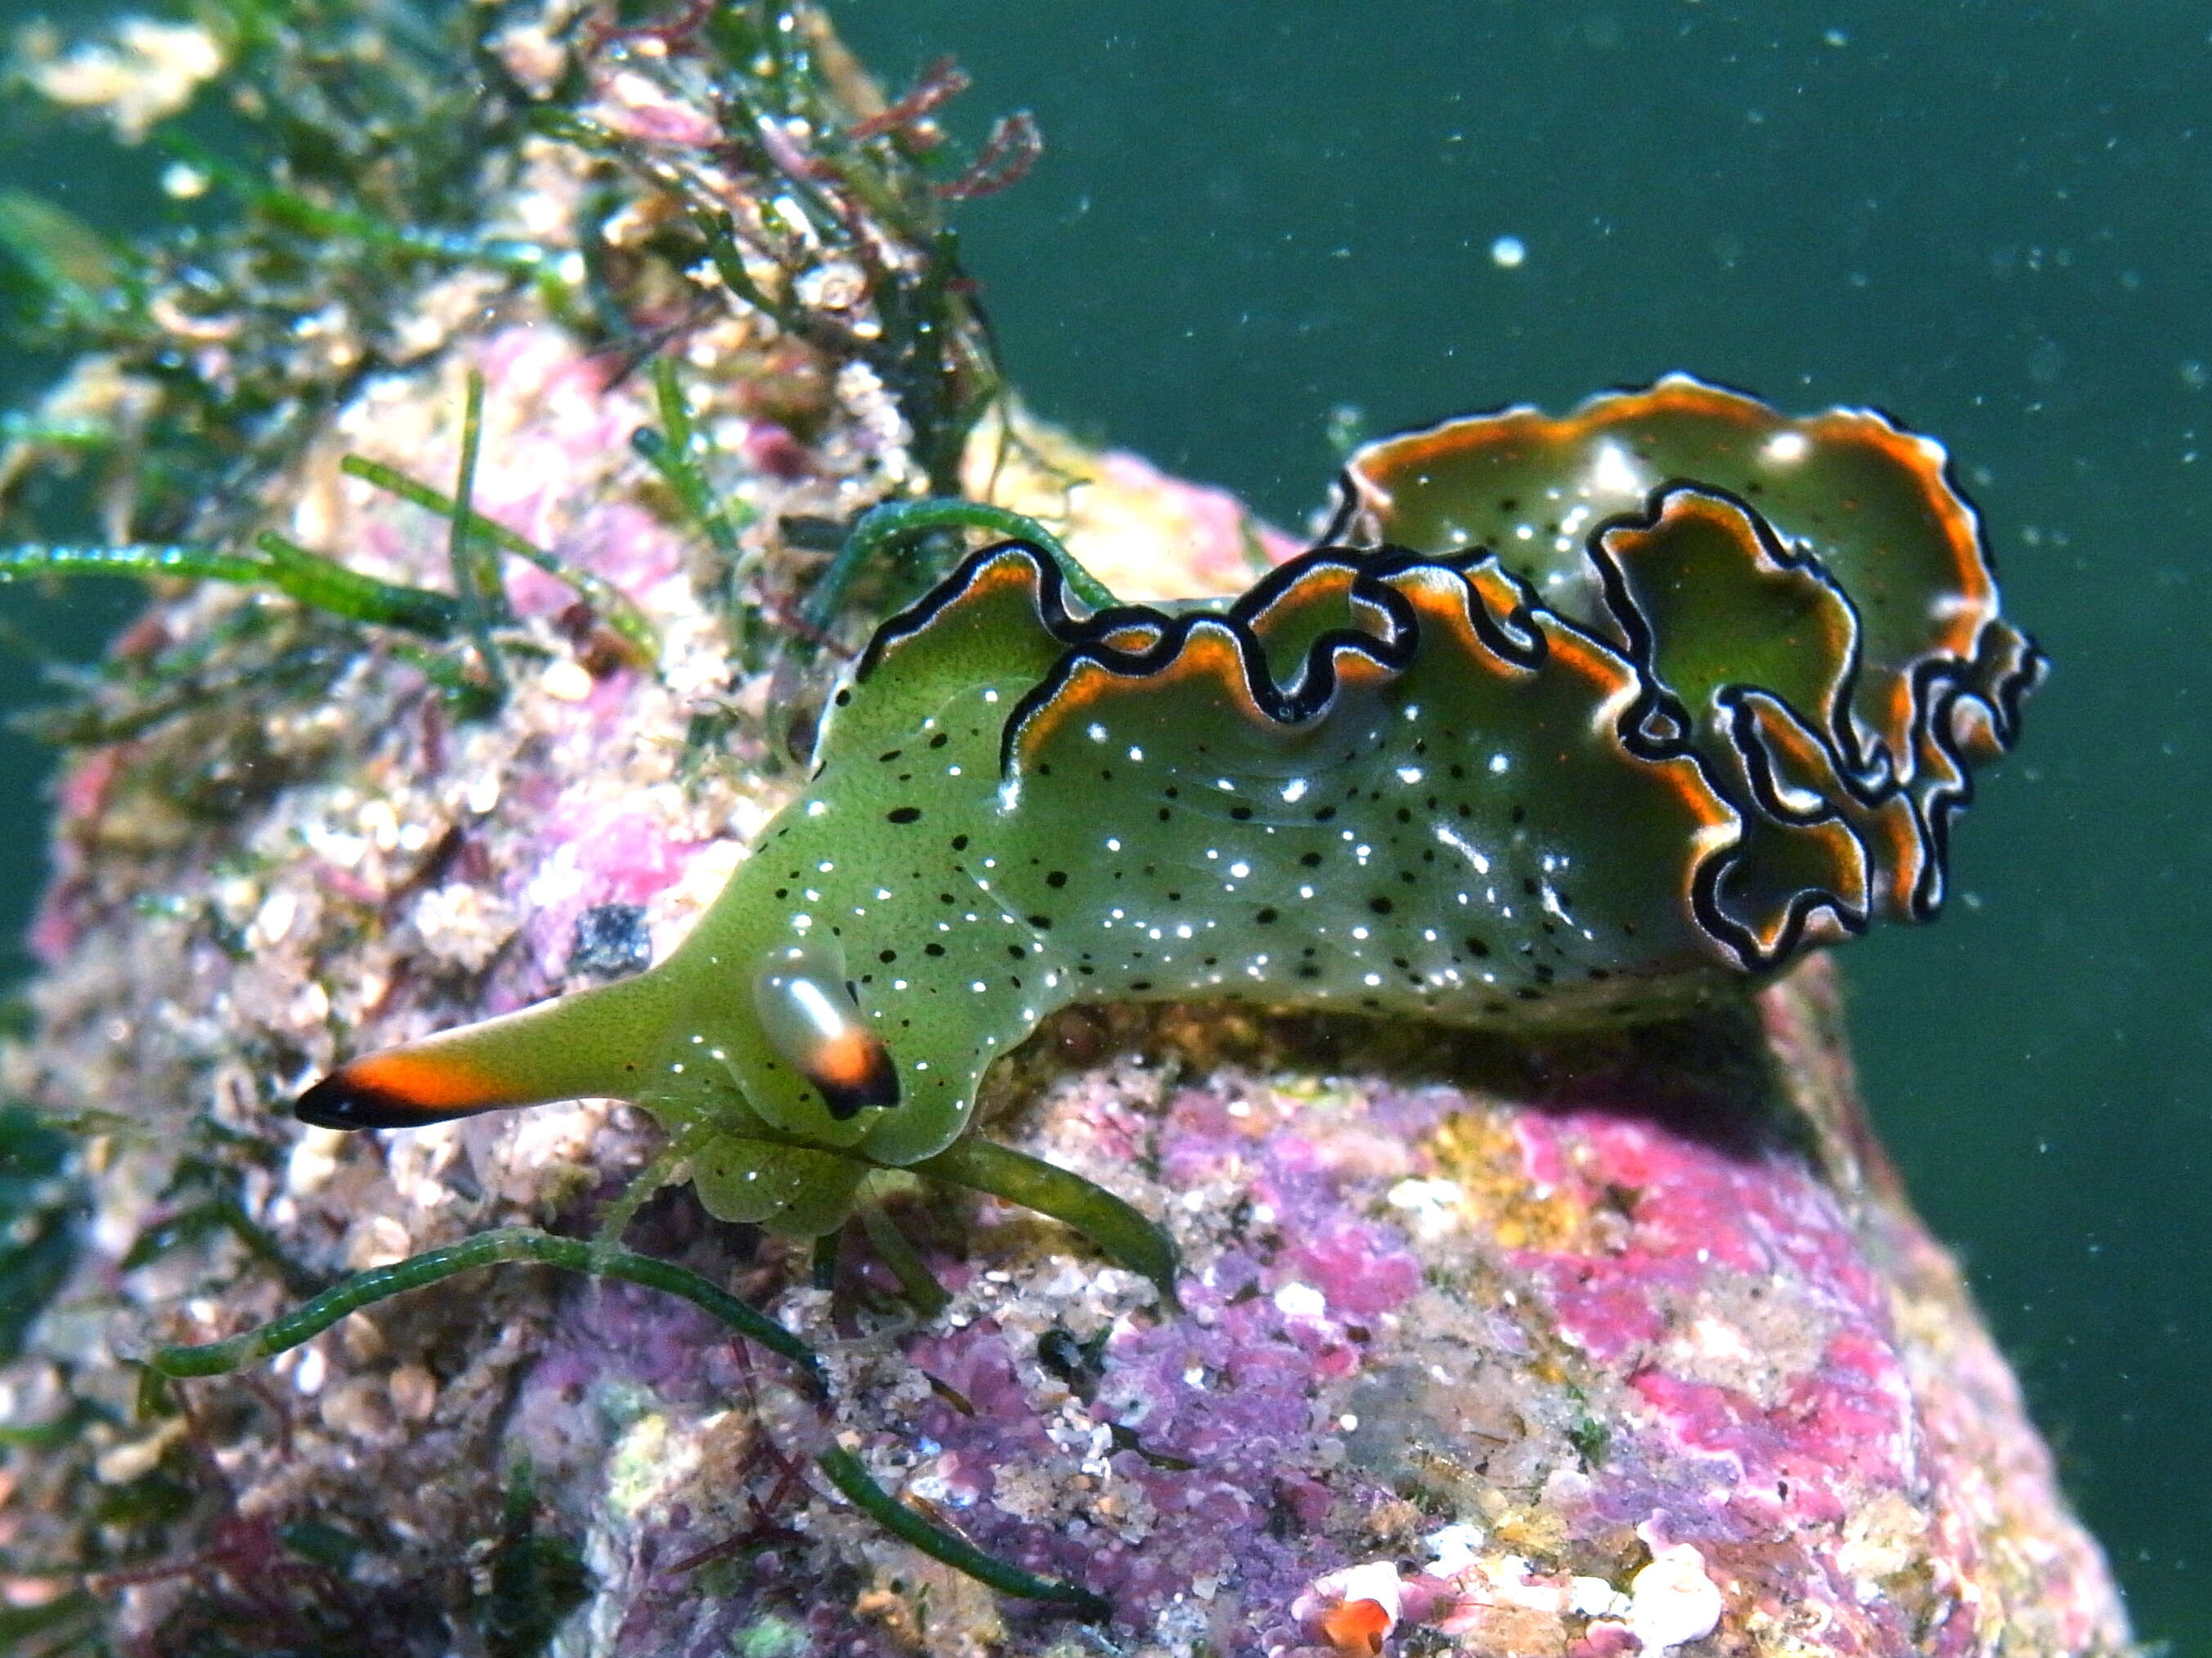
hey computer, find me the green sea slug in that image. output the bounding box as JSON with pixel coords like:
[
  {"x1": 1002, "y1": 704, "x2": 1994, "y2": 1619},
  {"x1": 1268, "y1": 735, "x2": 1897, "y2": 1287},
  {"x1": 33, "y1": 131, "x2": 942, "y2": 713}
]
[{"x1": 297, "y1": 375, "x2": 2042, "y2": 1239}]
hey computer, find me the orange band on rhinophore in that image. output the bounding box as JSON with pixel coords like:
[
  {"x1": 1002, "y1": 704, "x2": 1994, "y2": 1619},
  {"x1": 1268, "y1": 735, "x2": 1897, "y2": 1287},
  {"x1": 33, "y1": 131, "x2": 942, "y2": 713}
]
[
  {"x1": 809, "y1": 1027, "x2": 889, "y2": 1096},
  {"x1": 799, "y1": 1024, "x2": 900, "y2": 1120},
  {"x1": 349, "y1": 1050, "x2": 514, "y2": 1112}
]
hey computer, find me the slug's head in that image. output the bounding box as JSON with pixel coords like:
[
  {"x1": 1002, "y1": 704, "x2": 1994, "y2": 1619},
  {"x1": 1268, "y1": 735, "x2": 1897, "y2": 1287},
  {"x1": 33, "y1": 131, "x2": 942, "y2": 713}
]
[{"x1": 750, "y1": 943, "x2": 900, "y2": 1122}]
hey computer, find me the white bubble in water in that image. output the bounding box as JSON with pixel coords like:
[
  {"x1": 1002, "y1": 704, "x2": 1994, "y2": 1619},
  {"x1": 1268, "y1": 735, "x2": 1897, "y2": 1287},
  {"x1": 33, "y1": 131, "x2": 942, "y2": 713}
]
[{"x1": 1490, "y1": 234, "x2": 1527, "y2": 269}]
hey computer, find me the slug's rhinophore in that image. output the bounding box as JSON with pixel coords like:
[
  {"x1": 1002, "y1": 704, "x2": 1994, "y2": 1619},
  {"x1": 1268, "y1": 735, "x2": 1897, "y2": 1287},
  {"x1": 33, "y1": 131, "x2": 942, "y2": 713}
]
[{"x1": 297, "y1": 376, "x2": 2043, "y2": 1237}]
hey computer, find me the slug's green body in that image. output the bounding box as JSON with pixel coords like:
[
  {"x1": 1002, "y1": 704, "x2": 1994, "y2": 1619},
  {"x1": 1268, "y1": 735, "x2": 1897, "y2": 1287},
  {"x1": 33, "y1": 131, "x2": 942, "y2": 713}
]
[{"x1": 299, "y1": 377, "x2": 2041, "y2": 1235}]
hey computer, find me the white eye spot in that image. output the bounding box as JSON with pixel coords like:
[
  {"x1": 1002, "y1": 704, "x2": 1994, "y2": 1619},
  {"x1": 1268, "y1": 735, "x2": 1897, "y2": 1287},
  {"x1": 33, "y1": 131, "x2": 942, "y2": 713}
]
[
  {"x1": 875, "y1": 887, "x2": 893, "y2": 900},
  {"x1": 983, "y1": 688, "x2": 1001, "y2": 702},
  {"x1": 1763, "y1": 430, "x2": 1811, "y2": 464},
  {"x1": 792, "y1": 913, "x2": 814, "y2": 930},
  {"x1": 1402, "y1": 704, "x2": 1421, "y2": 721},
  {"x1": 1175, "y1": 923, "x2": 1194, "y2": 939},
  {"x1": 1128, "y1": 745, "x2": 1144, "y2": 762},
  {"x1": 1280, "y1": 778, "x2": 1308, "y2": 803},
  {"x1": 892, "y1": 979, "x2": 908, "y2": 989},
  {"x1": 913, "y1": 1060, "x2": 930, "y2": 1072},
  {"x1": 1299, "y1": 885, "x2": 1316, "y2": 899},
  {"x1": 816, "y1": 860, "x2": 835, "y2": 872},
  {"x1": 1216, "y1": 778, "x2": 1237, "y2": 792},
  {"x1": 971, "y1": 980, "x2": 987, "y2": 993},
  {"x1": 1352, "y1": 926, "x2": 1370, "y2": 940},
  {"x1": 1363, "y1": 972, "x2": 1384, "y2": 987},
  {"x1": 1088, "y1": 723, "x2": 1108, "y2": 742},
  {"x1": 807, "y1": 800, "x2": 829, "y2": 817},
  {"x1": 947, "y1": 765, "x2": 962, "y2": 777},
  {"x1": 1397, "y1": 766, "x2": 1423, "y2": 785},
  {"x1": 1229, "y1": 861, "x2": 1251, "y2": 879},
  {"x1": 1489, "y1": 753, "x2": 1511, "y2": 774},
  {"x1": 804, "y1": 889, "x2": 821, "y2": 901}
]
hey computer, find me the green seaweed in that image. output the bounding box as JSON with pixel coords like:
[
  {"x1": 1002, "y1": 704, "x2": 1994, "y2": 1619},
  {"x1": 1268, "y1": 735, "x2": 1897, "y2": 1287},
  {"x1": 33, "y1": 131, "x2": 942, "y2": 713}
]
[
  {"x1": 0, "y1": 0, "x2": 1040, "y2": 749},
  {"x1": 146, "y1": 1226, "x2": 824, "y2": 1392},
  {"x1": 482, "y1": 1461, "x2": 592, "y2": 1658},
  {"x1": 338, "y1": 451, "x2": 659, "y2": 663},
  {"x1": 146, "y1": 1223, "x2": 1111, "y2": 1620}
]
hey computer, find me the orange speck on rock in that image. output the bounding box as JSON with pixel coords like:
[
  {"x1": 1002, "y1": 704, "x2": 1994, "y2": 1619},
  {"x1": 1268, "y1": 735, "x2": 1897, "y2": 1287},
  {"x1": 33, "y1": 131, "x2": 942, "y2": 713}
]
[{"x1": 1321, "y1": 1597, "x2": 1394, "y2": 1656}]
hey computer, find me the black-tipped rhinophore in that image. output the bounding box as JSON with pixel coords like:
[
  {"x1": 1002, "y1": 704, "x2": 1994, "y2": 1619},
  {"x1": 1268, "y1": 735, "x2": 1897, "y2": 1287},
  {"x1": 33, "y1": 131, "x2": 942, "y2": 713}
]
[{"x1": 294, "y1": 1068, "x2": 494, "y2": 1131}]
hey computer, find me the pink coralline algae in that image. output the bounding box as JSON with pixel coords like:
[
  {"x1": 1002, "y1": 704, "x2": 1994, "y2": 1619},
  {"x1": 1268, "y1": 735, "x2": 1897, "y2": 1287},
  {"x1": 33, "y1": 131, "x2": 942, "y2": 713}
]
[{"x1": 460, "y1": 977, "x2": 2128, "y2": 1656}]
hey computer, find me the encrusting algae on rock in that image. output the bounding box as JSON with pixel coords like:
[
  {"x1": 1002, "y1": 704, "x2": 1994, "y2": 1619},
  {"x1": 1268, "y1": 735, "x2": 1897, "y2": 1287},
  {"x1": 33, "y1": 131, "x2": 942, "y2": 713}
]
[{"x1": 0, "y1": 2, "x2": 2131, "y2": 1653}]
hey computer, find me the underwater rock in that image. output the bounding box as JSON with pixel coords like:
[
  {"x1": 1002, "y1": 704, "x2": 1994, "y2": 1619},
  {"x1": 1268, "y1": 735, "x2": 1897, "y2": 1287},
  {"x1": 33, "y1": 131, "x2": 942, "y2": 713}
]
[{"x1": 0, "y1": 5, "x2": 2125, "y2": 1654}]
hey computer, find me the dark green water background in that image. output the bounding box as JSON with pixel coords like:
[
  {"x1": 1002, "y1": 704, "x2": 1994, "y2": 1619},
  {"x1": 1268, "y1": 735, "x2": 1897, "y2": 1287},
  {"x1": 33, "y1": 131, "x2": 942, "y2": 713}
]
[{"x1": 3, "y1": 3, "x2": 2206, "y2": 1648}]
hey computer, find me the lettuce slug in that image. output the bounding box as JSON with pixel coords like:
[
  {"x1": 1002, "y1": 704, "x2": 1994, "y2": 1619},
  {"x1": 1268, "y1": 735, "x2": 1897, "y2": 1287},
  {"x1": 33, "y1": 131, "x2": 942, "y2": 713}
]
[{"x1": 296, "y1": 375, "x2": 2042, "y2": 1236}]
